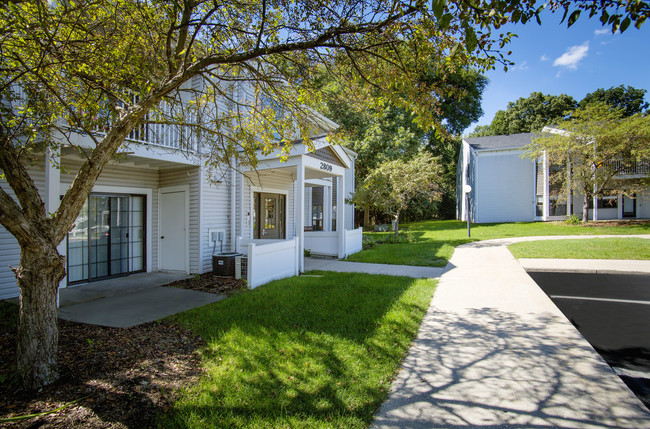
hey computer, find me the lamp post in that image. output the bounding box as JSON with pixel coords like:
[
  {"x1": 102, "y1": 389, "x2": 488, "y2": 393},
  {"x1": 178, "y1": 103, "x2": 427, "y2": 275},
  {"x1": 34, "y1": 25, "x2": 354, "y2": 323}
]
[{"x1": 464, "y1": 184, "x2": 472, "y2": 237}]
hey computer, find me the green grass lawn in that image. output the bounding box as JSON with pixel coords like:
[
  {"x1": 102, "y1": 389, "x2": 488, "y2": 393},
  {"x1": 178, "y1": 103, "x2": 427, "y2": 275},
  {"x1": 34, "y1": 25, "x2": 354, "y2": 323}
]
[
  {"x1": 345, "y1": 219, "x2": 650, "y2": 267},
  {"x1": 508, "y1": 237, "x2": 650, "y2": 260},
  {"x1": 161, "y1": 271, "x2": 436, "y2": 428}
]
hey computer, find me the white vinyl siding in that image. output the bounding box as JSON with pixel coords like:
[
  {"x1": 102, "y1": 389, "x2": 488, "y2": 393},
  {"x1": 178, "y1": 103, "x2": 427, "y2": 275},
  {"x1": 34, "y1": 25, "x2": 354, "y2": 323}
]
[
  {"x1": 475, "y1": 150, "x2": 536, "y2": 223},
  {"x1": 0, "y1": 165, "x2": 46, "y2": 299},
  {"x1": 638, "y1": 193, "x2": 650, "y2": 218},
  {"x1": 199, "y1": 166, "x2": 232, "y2": 273}
]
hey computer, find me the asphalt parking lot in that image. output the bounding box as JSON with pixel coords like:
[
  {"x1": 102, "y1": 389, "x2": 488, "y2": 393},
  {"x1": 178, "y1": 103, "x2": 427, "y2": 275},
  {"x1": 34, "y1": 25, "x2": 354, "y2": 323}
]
[{"x1": 528, "y1": 271, "x2": 650, "y2": 410}]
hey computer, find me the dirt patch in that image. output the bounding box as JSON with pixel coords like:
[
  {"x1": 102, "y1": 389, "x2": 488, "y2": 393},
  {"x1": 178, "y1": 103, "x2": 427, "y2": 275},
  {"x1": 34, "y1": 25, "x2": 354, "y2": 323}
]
[{"x1": 0, "y1": 275, "x2": 246, "y2": 427}]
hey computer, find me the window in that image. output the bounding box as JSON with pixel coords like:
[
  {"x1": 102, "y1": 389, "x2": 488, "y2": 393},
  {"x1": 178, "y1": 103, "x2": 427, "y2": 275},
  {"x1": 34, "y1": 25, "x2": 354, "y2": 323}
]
[
  {"x1": 311, "y1": 187, "x2": 324, "y2": 231},
  {"x1": 588, "y1": 193, "x2": 618, "y2": 209}
]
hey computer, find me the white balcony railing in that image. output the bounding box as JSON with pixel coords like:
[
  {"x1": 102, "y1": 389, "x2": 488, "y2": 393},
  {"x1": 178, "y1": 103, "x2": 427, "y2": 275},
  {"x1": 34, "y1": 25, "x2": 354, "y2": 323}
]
[
  {"x1": 607, "y1": 160, "x2": 650, "y2": 176},
  {"x1": 12, "y1": 86, "x2": 197, "y2": 152}
]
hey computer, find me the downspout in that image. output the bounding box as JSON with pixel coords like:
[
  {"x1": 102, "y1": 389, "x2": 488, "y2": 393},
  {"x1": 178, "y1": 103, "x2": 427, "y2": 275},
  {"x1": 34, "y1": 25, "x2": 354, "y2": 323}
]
[{"x1": 230, "y1": 157, "x2": 237, "y2": 252}]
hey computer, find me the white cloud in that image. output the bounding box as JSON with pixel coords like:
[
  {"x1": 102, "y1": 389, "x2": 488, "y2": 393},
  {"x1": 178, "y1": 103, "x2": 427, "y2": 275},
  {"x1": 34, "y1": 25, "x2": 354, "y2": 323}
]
[
  {"x1": 553, "y1": 42, "x2": 589, "y2": 70},
  {"x1": 512, "y1": 61, "x2": 529, "y2": 71},
  {"x1": 594, "y1": 28, "x2": 610, "y2": 36},
  {"x1": 540, "y1": 54, "x2": 549, "y2": 62}
]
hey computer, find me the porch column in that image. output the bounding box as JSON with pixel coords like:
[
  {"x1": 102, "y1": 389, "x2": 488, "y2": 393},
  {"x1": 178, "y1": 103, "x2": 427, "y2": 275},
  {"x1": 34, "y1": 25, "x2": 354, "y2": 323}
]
[
  {"x1": 566, "y1": 161, "x2": 572, "y2": 216},
  {"x1": 296, "y1": 160, "x2": 305, "y2": 272},
  {"x1": 337, "y1": 174, "x2": 345, "y2": 258},
  {"x1": 543, "y1": 152, "x2": 549, "y2": 219},
  {"x1": 618, "y1": 196, "x2": 623, "y2": 220}
]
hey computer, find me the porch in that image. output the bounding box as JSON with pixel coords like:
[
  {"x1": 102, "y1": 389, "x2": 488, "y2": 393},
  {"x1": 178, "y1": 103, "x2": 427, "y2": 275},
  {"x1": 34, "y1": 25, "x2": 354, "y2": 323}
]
[{"x1": 232, "y1": 140, "x2": 362, "y2": 288}]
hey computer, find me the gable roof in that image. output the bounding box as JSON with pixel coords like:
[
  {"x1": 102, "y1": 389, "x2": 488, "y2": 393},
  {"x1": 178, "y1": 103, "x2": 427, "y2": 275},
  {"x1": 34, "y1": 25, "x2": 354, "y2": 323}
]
[{"x1": 464, "y1": 133, "x2": 537, "y2": 151}]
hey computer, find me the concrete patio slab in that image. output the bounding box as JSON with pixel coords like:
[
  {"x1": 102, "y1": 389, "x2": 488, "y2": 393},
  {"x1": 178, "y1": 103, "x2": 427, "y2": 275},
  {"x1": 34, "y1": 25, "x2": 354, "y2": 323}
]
[
  {"x1": 58, "y1": 286, "x2": 225, "y2": 328},
  {"x1": 305, "y1": 258, "x2": 443, "y2": 278},
  {"x1": 57, "y1": 271, "x2": 192, "y2": 307},
  {"x1": 373, "y1": 236, "x2": 650, "y2": 428}
]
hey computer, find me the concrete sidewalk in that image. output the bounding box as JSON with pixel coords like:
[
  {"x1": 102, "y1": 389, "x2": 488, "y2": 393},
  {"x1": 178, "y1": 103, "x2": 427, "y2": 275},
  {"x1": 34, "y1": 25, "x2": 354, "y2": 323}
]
[
  {"x1": 305, "y1": 257, "x2": 444, "y2": 278},
  {"x1": 373, "y1": 236, "x2": 650, "y2": 428}
]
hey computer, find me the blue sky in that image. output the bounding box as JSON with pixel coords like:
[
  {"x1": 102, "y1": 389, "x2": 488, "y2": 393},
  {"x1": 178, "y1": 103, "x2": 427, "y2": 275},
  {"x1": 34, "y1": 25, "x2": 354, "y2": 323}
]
[{"x1": 467, "y1": 12, "x2": 650, "y2": 134}]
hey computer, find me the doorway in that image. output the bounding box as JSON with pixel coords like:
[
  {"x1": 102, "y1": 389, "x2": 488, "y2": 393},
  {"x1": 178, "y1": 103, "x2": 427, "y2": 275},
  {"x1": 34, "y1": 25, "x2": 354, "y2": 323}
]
[
  {"x1": 67, "y1": 194, "x2": 146, "y2": 284},
  {"x1": 160, "y1": 189, "x2": 187, "y2": 272},
  {"x1": 623, "y1": 195, "x2": 636, "y2": 218},
  {"x1": 253, "y1": 192, "x2": 286, "y2": 239}
]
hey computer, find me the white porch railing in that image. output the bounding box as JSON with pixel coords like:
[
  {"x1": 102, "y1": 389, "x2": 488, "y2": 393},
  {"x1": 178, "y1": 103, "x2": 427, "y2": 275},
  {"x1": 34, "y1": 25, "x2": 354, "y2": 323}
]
[
  {"x1": 304, "y1": 231, "x2": 338, "y2": 256},
  {"x1": 345, "y1": 227, "x2": 363, "y2": 256},
  {"x1": 238, "y1": 237, "x2": 299, "y2": 289},
  {"x1": 305, "y1": 227, "x2": 363, "y2": 258}
]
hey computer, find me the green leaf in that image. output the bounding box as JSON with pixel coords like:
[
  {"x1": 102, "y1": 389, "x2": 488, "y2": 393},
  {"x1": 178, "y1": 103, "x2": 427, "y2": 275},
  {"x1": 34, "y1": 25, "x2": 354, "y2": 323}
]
[
  {"x1": 600, "y1": 10, "x2": 609, "y2": 25},
  {"x1": 465, "y1": 27, "x2": 478, "y2": 52},
  {"x1": 620, "y1": 16, "x2": 631, "y2": 32},
  {"x1": 438, "y1": 13, "x2": 452, "y2": 30},
  {"x1": 567, "y1": 10, "x2": 581, "y2": 27},
  {"x1": 635, "y1": 16, "x2": 646, "y2": 29},
  {"x1": 431, "y1": 0, "x2": 445, "y2": 20}
]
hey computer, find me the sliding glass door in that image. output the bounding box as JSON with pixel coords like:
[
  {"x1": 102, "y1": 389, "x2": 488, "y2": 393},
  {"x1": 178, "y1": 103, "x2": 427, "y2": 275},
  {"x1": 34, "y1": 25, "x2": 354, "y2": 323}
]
[{"x1": 67, "y1": 194, "x2": 145, "y2": 284}]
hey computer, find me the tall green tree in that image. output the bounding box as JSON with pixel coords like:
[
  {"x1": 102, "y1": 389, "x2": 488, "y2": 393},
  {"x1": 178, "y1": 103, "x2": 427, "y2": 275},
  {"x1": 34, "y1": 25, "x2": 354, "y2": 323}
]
[
  {"x1": 1, "y1": 0, "x2": 649, "y2": 389},
  {"x1": 527, "y1": 103, "x2": 650, "y2": 222},
  {"x1": 319, "y1": 66, "x2": 487, "y2": 224},
  {"x1": 471, "y1": 92, "x2": 578, "y2": 136},
  {"x1": 579, "y1": 85, "x2": 648, "y2": 116}
]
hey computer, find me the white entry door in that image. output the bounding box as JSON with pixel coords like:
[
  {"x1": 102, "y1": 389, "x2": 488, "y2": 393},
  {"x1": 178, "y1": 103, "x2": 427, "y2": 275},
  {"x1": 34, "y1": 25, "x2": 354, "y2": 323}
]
[{"x1": 160, "y1": 190, "x2": 187, "y2": 272}]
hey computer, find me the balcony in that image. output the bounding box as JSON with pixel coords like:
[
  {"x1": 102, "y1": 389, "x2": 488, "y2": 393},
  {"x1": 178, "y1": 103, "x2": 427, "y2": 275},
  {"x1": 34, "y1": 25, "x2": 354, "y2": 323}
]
[
  {"x1": 607, "y1": 160, "x2": 650, "y2": 177},
  {"x1": 95, "y1": 109, "x2": 198, "y2": 153}
]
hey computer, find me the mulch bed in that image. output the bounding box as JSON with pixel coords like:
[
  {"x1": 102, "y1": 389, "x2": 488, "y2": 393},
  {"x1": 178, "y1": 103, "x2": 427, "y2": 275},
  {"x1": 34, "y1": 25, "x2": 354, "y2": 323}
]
[
  {"x1": 580, "y1": 219, "x2": 650, "y2": 227},
  {"x1": 0, "y1": 274, "x2": 246, "y2": 428},
  {"x1": 166, "y1": 272, "x2": 247, "y2": 295}
]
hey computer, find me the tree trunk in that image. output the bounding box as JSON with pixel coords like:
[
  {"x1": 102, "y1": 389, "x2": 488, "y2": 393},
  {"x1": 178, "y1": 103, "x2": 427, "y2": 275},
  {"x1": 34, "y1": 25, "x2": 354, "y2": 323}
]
[
  {"x1": 16, "y1": 246, "x2": 66, "y2": 389},
  {"x1": 363, "y1": 205, "x2": 370, "y2": 229},
  {"x1": 394, "y1": 212, "x2": 400, "y2": 236},
  {"x1": 582, "y1": 193, "x2": 590, "y2": 223}
]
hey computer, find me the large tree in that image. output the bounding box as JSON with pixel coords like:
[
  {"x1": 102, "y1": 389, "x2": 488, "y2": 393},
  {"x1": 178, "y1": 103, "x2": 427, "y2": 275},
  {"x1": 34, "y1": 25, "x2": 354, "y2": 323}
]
[
  {"x1": 527, "y1": 103, "x2": 650, "y2": 222},
  {"x1": 471, "y1": 92, "x2": 578, "y2": 136},
  {"x1": 1, "y1": 0, "x2": 649, "y2": 389},
  {"x1": 579, "y1": 85, "x2": 649, "y2": 116},
  {"x1": 319, "y1": 66, "x2": 487, "y2": 225}
]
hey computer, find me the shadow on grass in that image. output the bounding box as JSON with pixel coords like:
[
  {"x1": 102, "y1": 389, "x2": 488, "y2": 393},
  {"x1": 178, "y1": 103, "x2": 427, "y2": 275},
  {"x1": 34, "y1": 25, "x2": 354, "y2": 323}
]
[{"x1": 161, "y1": 272, "x2": 436, "y2": 428}]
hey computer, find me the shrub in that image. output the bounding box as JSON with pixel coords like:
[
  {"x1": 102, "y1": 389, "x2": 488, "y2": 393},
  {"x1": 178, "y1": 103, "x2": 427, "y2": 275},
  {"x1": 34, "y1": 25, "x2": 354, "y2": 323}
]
[{"x1": 565, "y1": 214, "x2": 582, "y2": 225}]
